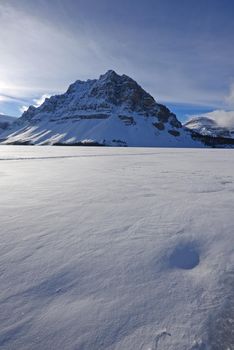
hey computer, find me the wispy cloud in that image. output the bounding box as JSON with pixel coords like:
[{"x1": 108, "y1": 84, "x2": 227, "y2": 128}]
[
  {"x1": 0, "y1": 2, "x2": 109, "y2": 99},
  {"x1": 225, "y1": 83, "x2": 234, "y2": 108}
]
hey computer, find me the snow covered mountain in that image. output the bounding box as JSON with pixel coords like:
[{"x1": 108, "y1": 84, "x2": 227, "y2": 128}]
[
  {"x1": 184, "y1": 116, "x2": 234, "y2": 139},
  {"x1": 0, "y1": 114, "x2": 17, "y2": 134},
  {"x1": 0, "y1": 70, "x2": 198, "y2": 147}
]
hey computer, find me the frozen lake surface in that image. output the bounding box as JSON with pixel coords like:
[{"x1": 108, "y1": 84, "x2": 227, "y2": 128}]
[{"x1": 0, "y1": 146, "x2": 233, "y2": 349}]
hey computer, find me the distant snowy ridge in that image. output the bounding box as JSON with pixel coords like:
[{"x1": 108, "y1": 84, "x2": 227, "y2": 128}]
[
  {"x1": 0, "y1": 70, "x2": 200, "y2": 147},
  {"x1": 184, "y1": 116, "x2": 234, "y2": 139},
  {"x1": 0, "y1": 114, "x2": 17, "y2": 134}
]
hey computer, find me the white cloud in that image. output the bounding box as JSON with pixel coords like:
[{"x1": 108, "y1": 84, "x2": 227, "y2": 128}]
[
  {"x1": 19, "y1": 94, "x2": 51, "y2": 115},
  {"x1": 225, "y1": 83, "x2": 234, "y2": 107},
  {"x1": 19, "y1": 105, "x2": 28, "y2": 114},
  {"x1": 0, "y1": 94, "x2": 18, "y2": 103},
  {"x1": 187, "y1": 110, "x2": 234, "y2": 129},
  {"x1": 33, "y1": 94, "x2": 51, "y2": 107},
  {"x1": 0, "y1": 95, "x2": 8, "y2": 102}
]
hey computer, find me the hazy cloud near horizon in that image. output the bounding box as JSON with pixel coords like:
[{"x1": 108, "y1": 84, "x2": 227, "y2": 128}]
[
  {"x1": 186, "y1": 78, "x2": 234, "y2": 128},
  {"x1": 187, "y1": 110, "x2": 234, "y2": 129},
  {"x1": 1, "y1": 0, "x2": 234, "y2": 119}
]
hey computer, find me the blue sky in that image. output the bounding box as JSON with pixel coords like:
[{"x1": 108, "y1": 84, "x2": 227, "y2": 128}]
[{"x1": 1, "y1": 0, "x2": 234, "y2": 123}]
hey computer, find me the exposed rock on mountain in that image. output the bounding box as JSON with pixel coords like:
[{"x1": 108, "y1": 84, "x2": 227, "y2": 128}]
[{"x1": 0, "y1": 71, "x2": 224, "y2": 147}]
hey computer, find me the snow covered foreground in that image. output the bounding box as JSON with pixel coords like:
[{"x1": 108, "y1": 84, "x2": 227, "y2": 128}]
[{"x1": 0, "y1": 146, "x2": 233, "y2": 350}]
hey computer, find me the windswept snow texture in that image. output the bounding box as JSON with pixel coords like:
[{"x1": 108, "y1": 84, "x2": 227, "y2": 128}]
[{"x1": 0, "y1": 146, "x2": 233, "y2": 350}]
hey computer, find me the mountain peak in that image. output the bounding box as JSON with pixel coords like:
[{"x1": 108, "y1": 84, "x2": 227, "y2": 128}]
[
  {"x1": 99, "y1": 70, "x2": 119, "y2": 80},
  {"x1": 0, "y1": 71, "x2": 191, "y2": 147}
]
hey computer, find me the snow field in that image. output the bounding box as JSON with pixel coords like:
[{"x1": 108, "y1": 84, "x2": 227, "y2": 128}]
[{"x1": 0, "y1": 146, "x2": 233, "y2": 349}]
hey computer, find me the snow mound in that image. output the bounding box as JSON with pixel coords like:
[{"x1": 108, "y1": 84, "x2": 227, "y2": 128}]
[{"x1": 169, "y1": 242, "x2": 200, "y2": 269}]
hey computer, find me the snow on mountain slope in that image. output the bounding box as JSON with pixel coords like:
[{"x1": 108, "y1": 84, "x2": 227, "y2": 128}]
[
  {"x1": 0, "y1": 114, "x2": 17, "y2": 134},
  {"x1": 0, "y1": 146, "x2": 233, "y2": 349},
  {"x1": 0, "y1": 71, "x2": 200, "y2": 147},
  {"x1": 184, "y1": 116, "x2": 234, "y2": 139}
]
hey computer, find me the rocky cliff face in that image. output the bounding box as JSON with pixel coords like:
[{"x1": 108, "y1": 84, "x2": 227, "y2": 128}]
[{"x1": 0, "y1": 70, "x2": 198, "y2": 147}]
